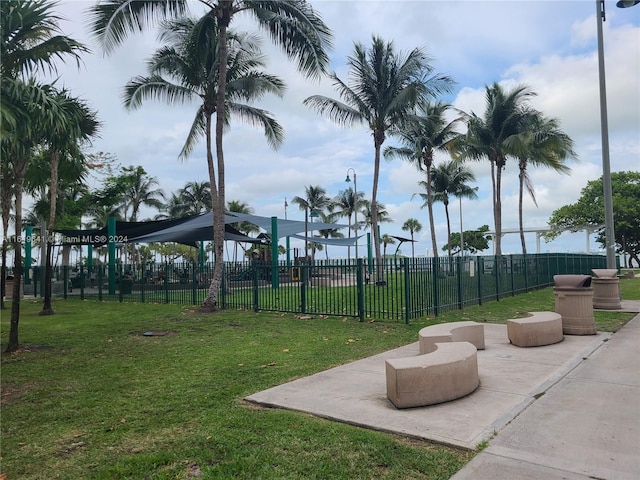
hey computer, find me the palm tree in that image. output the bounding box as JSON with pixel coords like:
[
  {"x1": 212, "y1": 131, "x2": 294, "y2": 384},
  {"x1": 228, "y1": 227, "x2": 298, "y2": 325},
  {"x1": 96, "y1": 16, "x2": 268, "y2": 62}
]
[
  {"x1": 118, "y1": 166, "x2": 165, "y2": 222},
  {"x1": 316, "y1": 211, "x2": 344, "y2": 260},
  {"x1": 333, "y1": 187, "x2": 365, "y2": 261},
  {"x1": 123, "y1": 16, "x2": 287, "y2": 308},
  {"x1": 401, "y1": 218, "x2": 422, "y2": 258},
  {"x1": 361, "y1": 199, "x2": 393, "y2": 231},
  {"x1": 511, "y1": 114, "x2": 575, "y2": 254},
  {"x1": 1, "y1": 0, "x2": 89, "y2": 351},
  {"x1": 291, "y1": 185, "x2": 332, "y2": 260},
  {"x1": 380, "y1": 234, "x2": 396, "y2": 258},
  {"x1": 457, "y1": 82, "x2": 536, "y2": 256},
  {"x1": 38, "y1": 91, "x2": 99, "y2": 315},
  {"x1": 430, "y1": 161, "x2": 478, "y2": 258},
  {"x1": 384, "y1": 102, "x2": 460, "y2": 258},
  {"x1": 304, "y1": 36, "x2": 452, "y2": 282},
  {"x1": 180, "y1": 181, "x2": 212, "y2": 216},
  {"x1": 90, "y1": 0, "x2": 332, "y2": 312},
  {"x1": 227, "y1": 199, "x2": 259, "y2": 262}
]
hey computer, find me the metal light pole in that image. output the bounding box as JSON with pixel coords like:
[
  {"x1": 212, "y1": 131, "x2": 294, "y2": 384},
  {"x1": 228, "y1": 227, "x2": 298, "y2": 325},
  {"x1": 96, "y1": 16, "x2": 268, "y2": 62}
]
[
  {"x1": 346, "y1": 168, "x2": 359, "y2": 261},
  {"x1": 596, "y1": 0, "x2": 639, "y2": 268}
]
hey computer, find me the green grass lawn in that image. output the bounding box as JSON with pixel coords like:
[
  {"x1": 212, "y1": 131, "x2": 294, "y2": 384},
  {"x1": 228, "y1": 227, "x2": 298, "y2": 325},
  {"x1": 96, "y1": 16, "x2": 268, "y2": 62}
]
[{"x1": 2, "y1": 278, "x2": 637, "y2": 479}]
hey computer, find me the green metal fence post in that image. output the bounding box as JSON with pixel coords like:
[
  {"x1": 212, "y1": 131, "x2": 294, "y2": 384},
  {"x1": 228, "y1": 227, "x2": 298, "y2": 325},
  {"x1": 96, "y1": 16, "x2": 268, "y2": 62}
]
[
  {"x1": 271, "y1": 217, "x2": 279, "y2": 290},
  {"x1": 357, "y1": 258, "x2": 365, "y2": 322},
  {"x1": 108, "y1": 217, "x2": 116, "y2": 295},
  {"x1": 141, "y1": 265, "x2": 146, "y2": 303},
  {"x1": 79, "y1": 263, "x2": 85, "y2": 300},
  {"x1": 432, "y1": 257, "x2": 440, "y2": 317},
  {"x1": 510, "y1": 255, "x2": 515, "y2": 296},
  {"x1": 495, "y1": 255, "x2": 501, "y2": 301},
  {"x1": 98, "y1": 267, "x2": 103, "y2": 301},
  {"x1": 523, "y1": 255, "x2": 529, "y2": 292},
  {"x1": 457, "y1": 256, "x2": 463, "y2": 309},
  {"x1": 192, "y1": 262, "x2": 197, "y2": 305},
  {"x1": 33, "y1": 266, "x2": 38, "y2": 297},
  {"x1": 164, "y1": 264, "x2": 169, "y2": 304},
  {"x1": 253, "y1": 261, "x2": 259, "y2": 312},
  {"x1": 403, "y1": 257, "x2": 410, "y2": 324},
  {"x1": 221, "y1": 264, "x2": 227, "y2": 309},
  {"x1": 301, "y1": 264, "x2": 308, "y2": 314},
  {"x1": 477, "y1": 256, "x2": 483, "y2": 305}
]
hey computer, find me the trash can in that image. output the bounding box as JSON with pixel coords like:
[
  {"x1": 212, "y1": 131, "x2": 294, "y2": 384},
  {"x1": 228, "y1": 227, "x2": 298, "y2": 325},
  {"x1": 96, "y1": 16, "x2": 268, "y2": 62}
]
[
  {"x1": 591, "y1": 269, "x2": 621, "y2": 310},
  {"x1": 553, "y1": 274, "x2": 596, "y2": 335}
]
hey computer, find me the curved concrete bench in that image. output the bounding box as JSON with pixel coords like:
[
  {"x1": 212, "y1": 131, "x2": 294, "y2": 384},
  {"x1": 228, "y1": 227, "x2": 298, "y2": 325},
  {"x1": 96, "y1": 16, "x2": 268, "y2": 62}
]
[
  {"x1": 386, "y1": 342, "x2": 479, "y2": 408},
  {"x1": 418, "y1": 321, "x2": 485, "y2": 354},
  {"x1": 507, "y1": 311, "x2": 563, "y2": 347}
]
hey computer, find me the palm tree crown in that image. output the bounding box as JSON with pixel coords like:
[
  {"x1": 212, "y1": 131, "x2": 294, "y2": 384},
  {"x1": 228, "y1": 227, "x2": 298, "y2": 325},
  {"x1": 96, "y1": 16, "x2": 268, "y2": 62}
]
[
  {"x1": 304, "y1": 36, "x2": 452, "y2": 280},
  {"x1": 457, "y1": 82, "x2": 536, "y2": 256},
  {"x1": 385, "y1": 101, "x2": 460, "y2": 258}
]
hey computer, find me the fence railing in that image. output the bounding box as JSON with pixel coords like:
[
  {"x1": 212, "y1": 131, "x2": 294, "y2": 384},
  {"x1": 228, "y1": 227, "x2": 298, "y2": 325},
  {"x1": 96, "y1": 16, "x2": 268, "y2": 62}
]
[{"x1": 22, "y1": 253, "x2": 608, "y2": 323}]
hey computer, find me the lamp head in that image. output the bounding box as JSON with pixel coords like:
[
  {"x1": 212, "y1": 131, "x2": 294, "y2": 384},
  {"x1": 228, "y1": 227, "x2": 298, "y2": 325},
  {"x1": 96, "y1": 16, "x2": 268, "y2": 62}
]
[
  {"x1": 345, "y1": 175, "x2": 351, "y2": 183},
  {"x1": 617, "y1": 0, "x2": 640, "y2": 7}
]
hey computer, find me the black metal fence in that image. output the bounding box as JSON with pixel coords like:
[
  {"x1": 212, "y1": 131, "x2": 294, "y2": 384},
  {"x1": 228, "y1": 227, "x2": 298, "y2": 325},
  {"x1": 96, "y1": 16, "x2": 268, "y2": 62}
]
[{"x1": 24, "y1": 253, "x2": 607, "y2": 323}]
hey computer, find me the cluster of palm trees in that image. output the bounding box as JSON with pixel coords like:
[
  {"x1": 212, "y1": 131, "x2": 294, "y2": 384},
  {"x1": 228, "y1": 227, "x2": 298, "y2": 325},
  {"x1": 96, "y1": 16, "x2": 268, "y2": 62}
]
[
  {"x1": 2, "y1": 0, "x2": 577, "y2": 346},
  {"x1": 2, "y1": 0, "x2": 101, "y2": 348}
]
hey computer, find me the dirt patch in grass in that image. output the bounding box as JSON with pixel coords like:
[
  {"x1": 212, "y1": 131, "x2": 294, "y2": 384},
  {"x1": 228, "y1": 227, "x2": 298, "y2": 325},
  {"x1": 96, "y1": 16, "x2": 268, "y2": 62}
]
[
  {"x1": 1, "y1": 381, "x2": 39, "y2": 405},
  {"x1": 1, "y1": 344, "x2": 55, "y2": 359}
]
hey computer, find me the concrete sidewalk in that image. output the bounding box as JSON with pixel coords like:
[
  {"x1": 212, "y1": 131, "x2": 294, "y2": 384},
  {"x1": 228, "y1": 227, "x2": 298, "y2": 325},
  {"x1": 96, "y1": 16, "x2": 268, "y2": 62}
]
[
  {"x1": 246, "y1": 302, "x2": 640, "y2": 477},
  {"x1": 452, "y1": 309, "x2": 640, "y2": 480}
]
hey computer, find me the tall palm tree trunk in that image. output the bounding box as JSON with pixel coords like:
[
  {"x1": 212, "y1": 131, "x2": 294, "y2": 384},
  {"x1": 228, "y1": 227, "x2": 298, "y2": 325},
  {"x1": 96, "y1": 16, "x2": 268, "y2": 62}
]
[
  {"x1": 371, "y1": 140, "x2": 383, "y2": 283},
  {"x1": 494, "y1": 161, "x2": 503, "y2": 256},
  {"x1": 7, "y1": 163, "x2": 27, "y2": 352},
  {"x1": 425, "y1": 165, "x2": 438, "y2": 259},
  {"x1": 202, "y1": 5, "x2": 232, "y2": 312},
  {"x1": 444, "y1": 201, "x2": 452, "y2": 258},
  {"x1": 1, "y1": 162, "x2": 11, "y2": 310},
  {"x1": 518, "y1": 167, "x2": 527, "y2": 255},
  {"x1": 41, "y1": 149, "x2": 60, "y2": 315}
]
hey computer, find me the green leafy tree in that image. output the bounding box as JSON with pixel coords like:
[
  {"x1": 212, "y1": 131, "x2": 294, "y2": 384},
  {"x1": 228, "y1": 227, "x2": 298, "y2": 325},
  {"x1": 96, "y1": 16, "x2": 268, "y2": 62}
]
[
  {"x1": 442, "y1": 225, "x2": 491, "y2": 256},
  {"x1": 401, "y1": 218, "x2": 422, "y2": 258},
  {"x1": 90, "y1": 0, "x2": 332, "y2": 313},
  {"x1": 384, "y1": 102, "x2": 460, "y2": 258},
  {"x1": 546, "y1": 171, "x2": 640, "y2": 267},
  {"x1": 304, "y1": 36, "x2": 452, "y2": 282}
]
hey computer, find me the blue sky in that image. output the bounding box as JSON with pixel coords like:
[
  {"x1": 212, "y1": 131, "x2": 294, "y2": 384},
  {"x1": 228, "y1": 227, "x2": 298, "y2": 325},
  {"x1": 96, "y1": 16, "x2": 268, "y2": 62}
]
[{"x1": 38, "y1": 0, "x2": 640, "y2": 258}]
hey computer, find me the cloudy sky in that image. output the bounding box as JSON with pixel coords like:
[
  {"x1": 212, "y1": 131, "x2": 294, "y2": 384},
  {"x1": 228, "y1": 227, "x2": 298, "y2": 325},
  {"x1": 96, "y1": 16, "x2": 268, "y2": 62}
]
[{"x1": 43, "y1": 0, "x2": 640, "y2": 258}]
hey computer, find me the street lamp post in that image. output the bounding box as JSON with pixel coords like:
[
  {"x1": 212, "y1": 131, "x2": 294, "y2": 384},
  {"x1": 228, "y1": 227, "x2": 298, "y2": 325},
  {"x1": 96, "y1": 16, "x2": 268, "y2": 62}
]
[
  {"x1": 596, "y1": 0, "x2": 639, "y2": 269},
  {"x1": 345, "y1": 168, "x2": 359, "y2": 262}
]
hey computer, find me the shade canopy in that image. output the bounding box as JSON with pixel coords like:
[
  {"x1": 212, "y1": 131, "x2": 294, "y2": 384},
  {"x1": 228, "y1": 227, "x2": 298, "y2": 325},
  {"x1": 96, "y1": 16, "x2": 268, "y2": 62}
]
[{"x1": 53, "y1": 212, "x2": 352, "y2": 247}]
